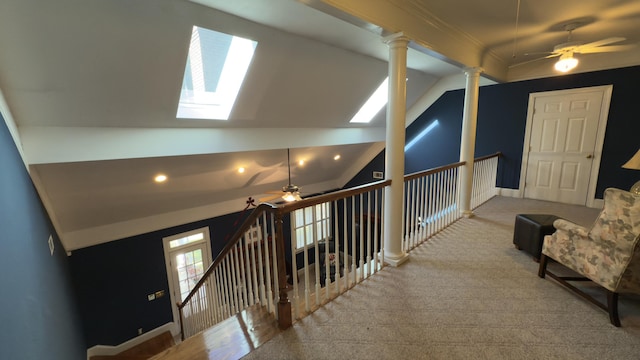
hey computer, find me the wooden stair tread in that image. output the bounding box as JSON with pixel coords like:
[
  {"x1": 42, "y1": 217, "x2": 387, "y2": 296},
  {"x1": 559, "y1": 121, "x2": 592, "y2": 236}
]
[{"x1": 151, "y1": 305, "x2": 280, "y2": 360}]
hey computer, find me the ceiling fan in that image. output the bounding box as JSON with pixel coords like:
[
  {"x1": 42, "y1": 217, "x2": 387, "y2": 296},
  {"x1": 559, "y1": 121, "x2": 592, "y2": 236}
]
[
  {"x1": 259, "y1": 148, "x2": 302, "y2": 203},
  {"x1": 510, "y1": 22, "x2": 637, "y2": 72}
]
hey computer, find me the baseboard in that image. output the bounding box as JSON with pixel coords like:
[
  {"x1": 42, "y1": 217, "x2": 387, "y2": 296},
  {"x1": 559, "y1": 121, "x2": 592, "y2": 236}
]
[
  {"x1": 86, "y1": 322, "x2": 179, "y2": 360},
  {"x1": 497, "y1": 187, "x2": 522, "y2": 198},
  {"x1": 590, "y1": 198, "x2": 604, "y2": 209},
  {"x1": 497, "y1": 187, "x2": 604, "y2": 209}
]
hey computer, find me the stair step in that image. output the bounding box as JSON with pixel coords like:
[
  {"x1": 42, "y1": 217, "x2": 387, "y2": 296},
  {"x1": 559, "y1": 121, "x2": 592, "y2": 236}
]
[{"x1": 151, "y1": 305, "x2": 279, "y2": 360}]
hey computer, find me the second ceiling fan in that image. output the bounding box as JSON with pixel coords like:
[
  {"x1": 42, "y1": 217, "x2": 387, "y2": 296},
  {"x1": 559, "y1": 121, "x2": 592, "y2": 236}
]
[{"x1": 511, "y1": 22, "x2": 637, "y2": 72}]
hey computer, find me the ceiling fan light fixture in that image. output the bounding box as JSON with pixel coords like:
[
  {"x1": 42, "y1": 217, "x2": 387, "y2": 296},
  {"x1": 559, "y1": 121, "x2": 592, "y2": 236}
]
[
  {"x1": 554, "y1": 53, "x2": 578, "y2": 73},
  {"x1": 282, "y1": 184, "x2": 301, "y2": 201},
  {"x1": 282, "y1": 191, "x2": 302, "y2": 202}
]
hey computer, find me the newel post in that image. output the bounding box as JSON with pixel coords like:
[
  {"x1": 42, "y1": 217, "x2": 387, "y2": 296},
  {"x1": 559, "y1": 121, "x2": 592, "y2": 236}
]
[
  {"x1": 178, "y1": 302, "x2": 185, "y2": 340},
  {"x1": 274, "y1": 210, "x2": 292, "y2": 329}
]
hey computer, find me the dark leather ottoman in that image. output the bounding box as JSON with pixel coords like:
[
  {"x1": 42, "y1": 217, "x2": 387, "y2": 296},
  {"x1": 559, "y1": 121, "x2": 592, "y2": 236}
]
[{"x1": 513, "y1": 214, "x2": 561, "y2": 262}]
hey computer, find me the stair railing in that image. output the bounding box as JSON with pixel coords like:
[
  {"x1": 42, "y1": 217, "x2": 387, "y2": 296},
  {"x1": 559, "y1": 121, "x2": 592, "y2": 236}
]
[
  {"x1": 280, "y1": 179, "x2": 391, "y2": 320},
  {"x1": 402, "y1": 152, "x2": 501, "y2": 251},
  {"x1": 178, "y1": 152, "x2": 501, "y2": 339},
  {"x1": 177, "y1": 179, "x2": 391, "y2": 339},
  {"x1": 177, "y1": 202, "x2": 285, "y2": 339},
  {"x1": 471, "y1": 152, "x2": 501, "y2": 209}
]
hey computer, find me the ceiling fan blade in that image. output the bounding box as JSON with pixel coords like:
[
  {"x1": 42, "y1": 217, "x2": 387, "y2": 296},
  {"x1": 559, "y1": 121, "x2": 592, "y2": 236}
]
[
  {"x1": 508, "y1": 53, "x2": 560, "y2": 69},
  {"x1": 523, "y1": 51, "x2": 554, "y2": 56},
  {"x1": 577, "y1": 44, "x2": 637, "y2": 54},
  {"x1": 259, "y1": 194, "x2": 282, "y2": 202},
  {"x1": 579, "y1": 37, "x2": 626, "y2": 49},
  {"x1": 265, "y1": 190, "x2": 284, "y2": 194}
]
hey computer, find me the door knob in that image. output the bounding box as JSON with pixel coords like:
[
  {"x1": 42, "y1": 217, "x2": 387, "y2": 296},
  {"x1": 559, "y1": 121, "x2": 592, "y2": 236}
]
[{"x1": 586, "y1": 154, "x2": 593, "y2": 159}]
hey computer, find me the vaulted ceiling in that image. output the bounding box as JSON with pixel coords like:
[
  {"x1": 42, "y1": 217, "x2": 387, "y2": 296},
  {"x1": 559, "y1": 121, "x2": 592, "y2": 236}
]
[{"x1": 1, "y1": 0, "x2": 639, "y2": 250}]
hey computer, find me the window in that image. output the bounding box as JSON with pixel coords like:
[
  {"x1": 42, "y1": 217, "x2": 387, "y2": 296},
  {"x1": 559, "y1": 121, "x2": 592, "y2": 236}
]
[
  {"x1": 292, "y1": 203, "x2": 331, "y2": 250},
  {"x1": 177, "y1": 26, "x2": 257, "y2": 120}
]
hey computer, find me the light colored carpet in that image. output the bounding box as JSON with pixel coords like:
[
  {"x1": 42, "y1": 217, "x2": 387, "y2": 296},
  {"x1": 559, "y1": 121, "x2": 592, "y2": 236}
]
[{"x1": 242, "y1": 196, "x2": 640, "y2": 359}]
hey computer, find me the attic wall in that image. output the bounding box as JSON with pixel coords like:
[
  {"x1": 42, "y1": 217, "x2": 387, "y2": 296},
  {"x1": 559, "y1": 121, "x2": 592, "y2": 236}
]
[
  {"x1": 0, "y1": 115, "x2": 85, "y2": 359},
  {"x1": 348, "y1": 65, "x2": 640, "y2": 196}
]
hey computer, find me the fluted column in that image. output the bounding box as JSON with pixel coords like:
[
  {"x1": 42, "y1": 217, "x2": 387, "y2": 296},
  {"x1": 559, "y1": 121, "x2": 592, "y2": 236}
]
[
  {"x1": 383, "y1": 33, "x2": 410, "y2": 267},
  {"x1": 459, "y1": 67, "x2": 483, "y2": 218}
]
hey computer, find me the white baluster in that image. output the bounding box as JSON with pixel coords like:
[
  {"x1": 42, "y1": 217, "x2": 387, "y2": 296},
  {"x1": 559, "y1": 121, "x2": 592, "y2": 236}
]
[
  {"x1": 289, "y1": 212, "x2": 300, "y2": 320},
  {"x1": 266, "y1": 214, "x2": 276, "y2": 313},
  {"x1": 238, "y1": 236, "x2": 251, "y2": 308},
  {"x1": 333, "y1": 201, "x2": 341, "y2": 294},
  {"x1": 365, "y1": 191, "x2": 372, "y2": 278},
  {"x1": 312, "y1": 206, "x2": 321, "y2": 306}
]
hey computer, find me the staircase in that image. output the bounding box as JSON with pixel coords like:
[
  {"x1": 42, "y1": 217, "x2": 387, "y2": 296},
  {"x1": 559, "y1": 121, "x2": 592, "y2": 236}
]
[{"x1": 151, "y1": 305, "x2": 280, "y2": 360}]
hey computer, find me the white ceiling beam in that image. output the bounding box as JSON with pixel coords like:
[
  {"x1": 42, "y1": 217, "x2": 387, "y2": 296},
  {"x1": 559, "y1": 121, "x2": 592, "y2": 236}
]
[{"x1": 19, "y1": 126, "x2": 386, "y2": 165}]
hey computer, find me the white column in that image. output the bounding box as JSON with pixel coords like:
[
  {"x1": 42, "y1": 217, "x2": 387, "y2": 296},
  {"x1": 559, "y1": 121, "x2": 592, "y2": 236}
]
[
  {"x1": 383, "y1": 33, "x2": 410, "y2": 267},
  {"x1": 459, "y1": 67, "x2": 483, "y2": 218}
]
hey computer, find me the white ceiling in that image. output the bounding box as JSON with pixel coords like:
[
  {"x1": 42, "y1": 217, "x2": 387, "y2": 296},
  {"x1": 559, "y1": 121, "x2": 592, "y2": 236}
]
[{"x1": 1, "y1": 0, "x2": 639, "y2": 250}]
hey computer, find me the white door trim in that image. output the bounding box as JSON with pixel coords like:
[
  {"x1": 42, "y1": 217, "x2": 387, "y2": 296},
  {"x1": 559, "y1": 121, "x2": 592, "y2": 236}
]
[
  {"x1": 519, "y1": 85, "x2": 613, "y2": 208},
  {"x1": 162, "y1": 226, "x2": 213, "y2": 326}
]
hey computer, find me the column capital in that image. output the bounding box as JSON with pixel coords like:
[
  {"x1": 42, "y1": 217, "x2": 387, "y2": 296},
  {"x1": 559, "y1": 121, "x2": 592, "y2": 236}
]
[
  {"x1": 383, "y1": 32, "x2": 410, "y2": 46},
  {"x1": 463, "y1": 67, "x2": 484, "y2": 77}
]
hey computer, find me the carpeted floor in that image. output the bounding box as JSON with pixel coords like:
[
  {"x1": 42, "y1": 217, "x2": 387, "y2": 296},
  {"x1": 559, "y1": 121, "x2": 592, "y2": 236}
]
[{"x1": 241, "y1": 196, "x2": 640, "y2": 359}]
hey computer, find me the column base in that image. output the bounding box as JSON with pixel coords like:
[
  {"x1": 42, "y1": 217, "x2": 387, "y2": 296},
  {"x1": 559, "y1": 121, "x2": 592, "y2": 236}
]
[
  {"x1": 462, "y1": 210, "x2": 474, "y2": 218},
  {"x1": 384, "y1": 252, "x2": 410, "y2": 267}
]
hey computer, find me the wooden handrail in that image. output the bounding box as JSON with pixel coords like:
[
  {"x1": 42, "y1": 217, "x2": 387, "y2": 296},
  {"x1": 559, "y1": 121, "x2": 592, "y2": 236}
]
[
  {"x1": 404, "y1": 161, "x2": 465, "y2": 182},
  {"x1": 403, "y1": 152, "x2": 501, "y2": 182},
  {"x1": 474, "y1": 151, "x2": 502, "y2": 162},
  {"x1": 177, "y1": 152, "x2": 501, "y2": 333},
  {"x1": 177, "y1": 202, "x2": 278, "y2": 309},
  {"x1": 177, "y1": 179, "x2": 393, "y2": 331},
  {"x1": 277, "y1": 179, "x2": 391, "y2": 214}
]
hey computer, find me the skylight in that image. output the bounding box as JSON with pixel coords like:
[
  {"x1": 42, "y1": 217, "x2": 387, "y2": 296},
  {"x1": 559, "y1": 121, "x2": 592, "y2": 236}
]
[
  {"x1": 176, "y1": 26, "x2": 257, "y2": 120},
  {"x1": 349, "y1": 77, "x2": 388, "y2": 123}
]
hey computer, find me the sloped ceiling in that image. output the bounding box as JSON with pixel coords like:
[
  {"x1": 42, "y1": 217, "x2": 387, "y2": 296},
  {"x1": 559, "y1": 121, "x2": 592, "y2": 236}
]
[{"x1": 1, "y1": 0, "x2": 639, "y2": 250}]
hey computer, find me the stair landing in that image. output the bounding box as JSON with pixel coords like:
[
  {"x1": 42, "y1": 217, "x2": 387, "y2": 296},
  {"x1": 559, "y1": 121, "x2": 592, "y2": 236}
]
[{"x1": 151, "y1": 306, "x2": 280, "y2": 360}]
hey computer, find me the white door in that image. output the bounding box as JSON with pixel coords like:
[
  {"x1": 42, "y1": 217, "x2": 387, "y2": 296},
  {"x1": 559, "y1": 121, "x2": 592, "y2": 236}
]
[
  {"x1": 163, "y1": 227, "x2": 212, "y2": 325},
  {"x1": 521, "y1": 86, "x2": 611, "y2": 206}
]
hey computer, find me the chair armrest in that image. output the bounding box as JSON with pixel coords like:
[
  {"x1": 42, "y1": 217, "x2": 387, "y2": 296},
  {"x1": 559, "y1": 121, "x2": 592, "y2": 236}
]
[{"x1": 553, "y1": 219, "x2": 589, "y2": 238}]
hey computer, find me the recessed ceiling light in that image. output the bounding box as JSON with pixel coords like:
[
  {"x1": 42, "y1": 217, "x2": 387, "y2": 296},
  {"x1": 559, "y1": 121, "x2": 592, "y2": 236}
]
[
  {"x1": 334, "y1": 155, "x2": 341, "y2": 161},
  {"x1": 238, "y1": 167, "x2": 245, "y2": 173},
  {"x1": 298, "y1": 160, "x2": 305, "y2": 166},
  {"x1": 154, "y1": 174, "x2": 167, "y2": 183}
]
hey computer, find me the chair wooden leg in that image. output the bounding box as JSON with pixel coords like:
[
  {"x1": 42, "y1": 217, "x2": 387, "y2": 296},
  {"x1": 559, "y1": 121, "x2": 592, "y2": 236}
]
[
  {"x1": 607, "y1": 291, "x2": 621, "y2": 327},
  {"x1": 538, "y1": 254, "x2": 548, "y2": 278}
]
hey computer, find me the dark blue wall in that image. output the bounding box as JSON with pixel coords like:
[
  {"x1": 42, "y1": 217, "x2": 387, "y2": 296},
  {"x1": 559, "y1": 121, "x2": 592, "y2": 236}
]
[
  {"x1": 350, "y1": 65, "x2": 640, "y2": 197},
  {"x1": 69, "y1": 209, "x2": 251, "y2": 347},
  {"x1": 475, "y1": 65, "x2": 640, "y2": 196},
  {"x1": 0, "y1": 117, "x2": 85, "y2": 360}
]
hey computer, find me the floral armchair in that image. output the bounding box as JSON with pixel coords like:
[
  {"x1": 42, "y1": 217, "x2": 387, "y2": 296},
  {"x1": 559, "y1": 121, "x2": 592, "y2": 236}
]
[{"x1": 538, "y1": 187, "x2": 640, "y2": 326}]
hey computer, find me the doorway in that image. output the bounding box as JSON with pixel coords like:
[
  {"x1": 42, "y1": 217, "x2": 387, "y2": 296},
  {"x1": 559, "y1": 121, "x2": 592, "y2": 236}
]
[
  {"x1": 163, "y1": 227, "x2": 213, "y2": 326},
  {"x1": 519, "y1": 85, "x2": 612, "y2": 207}
]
